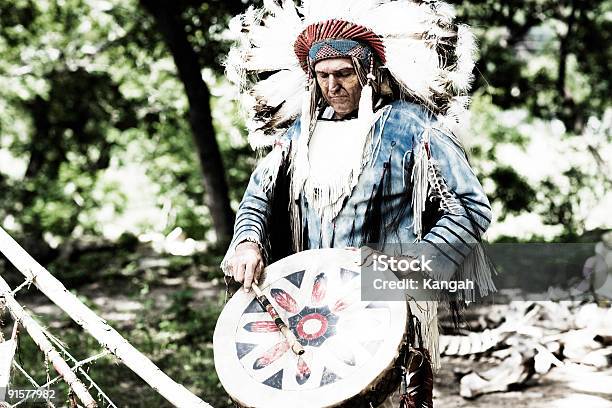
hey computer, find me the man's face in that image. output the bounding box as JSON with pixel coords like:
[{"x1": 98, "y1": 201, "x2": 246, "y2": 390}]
[{"x1": 314, "y1": 58, "x2": 362, "y2": 119}]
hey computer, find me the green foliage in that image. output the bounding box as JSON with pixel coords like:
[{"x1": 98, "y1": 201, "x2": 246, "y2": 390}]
[
  {"x1": 467, "y1": 91, "x2": 610, "y2": 240},
  {"x1": 0, "y1": 0, "x2": 256, "y2": 245},
  {"x1": 489, "y1": 166, "x2": 535, "y2": 215},
  {"x1": 0, "y1": 0, "x2": 145, "y2": 242},
  {"x1": 451, "y1": 0, "x2": 611, "y2": 132}
]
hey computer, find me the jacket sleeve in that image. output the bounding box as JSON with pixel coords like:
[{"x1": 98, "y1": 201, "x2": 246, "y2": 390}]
[
  {"x1": 422, "y1": 128, "x2": 492, "y2": 272},
  {"x1": 406, "y1": 124, "x2": 495, "y2": 296},
  {"x1": 220, "y1": 129, "x2": 295, "y2": 276}
]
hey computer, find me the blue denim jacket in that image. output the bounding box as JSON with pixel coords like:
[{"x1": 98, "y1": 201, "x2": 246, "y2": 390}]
[{"x1": 222, "y1": 100, "x2": 494, "y2": 295}]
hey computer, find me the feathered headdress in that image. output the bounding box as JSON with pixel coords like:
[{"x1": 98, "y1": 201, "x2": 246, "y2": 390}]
[{"x1": 226, "y1": 0, "x2": 477, "y2": 149}]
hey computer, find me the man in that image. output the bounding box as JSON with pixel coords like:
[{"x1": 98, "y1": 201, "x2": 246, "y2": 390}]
[
  {"x1": 222, "y1": 1, "x2": 495, "y2": 406},
  {"x1": 227, "y1": 56, "x2": 365, "y2": 290}
]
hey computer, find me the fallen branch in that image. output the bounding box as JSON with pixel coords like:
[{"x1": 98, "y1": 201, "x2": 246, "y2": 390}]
[{"x1": 0, "y1": 226, "x2": 212, "y2": 408}]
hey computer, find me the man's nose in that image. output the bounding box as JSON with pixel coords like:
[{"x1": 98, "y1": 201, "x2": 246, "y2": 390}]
[{"x1": 328, "y1": 75, "x2": 341, "y2": 93}]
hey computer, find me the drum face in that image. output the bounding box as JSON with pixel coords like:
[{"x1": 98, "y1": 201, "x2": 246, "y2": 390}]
[{"x1": 214, "y1": 249, "x2": 407, "y2": 408}]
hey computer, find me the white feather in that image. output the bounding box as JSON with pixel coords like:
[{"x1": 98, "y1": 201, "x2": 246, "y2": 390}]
[
  {"x1": 241, "y1": 6, "x2": 261, "y2": 30},
  {"x1": 434, "y1": 2, "x2": 456, "y2": 24},
  {"x1": 263, "y1": 0, "x2": 283, "y2": 15},
  {"x1": 366, "y1": 2, "x2": 433, "y2": 36},
  {"x1": 440, "y1": 95, "x2": 472, "y2": 142},
  {"x1": 384, "y1": 38, "x2": 441, "y2": 99},
  {"x1": 443, "y1": 96, "x2": 470, "y2": 126},
  {"x1": 302, "y1": 0, "x2": 383, "y2": 25},
  {"x1": 224, "y1": 47, "x2": 245, "y2": 86},
  {"x1": 248, "y1": 130, "x2": 274, "y2": 149},
  {"x1": 253, "y1": 69, "x2": 305, "y2": 108},
  {"x1": 228, "y1": 14, "x2": 244, "y2": 37},
  {"x1": 453, "y1": 24, "x2": 477, "y2": 91}
]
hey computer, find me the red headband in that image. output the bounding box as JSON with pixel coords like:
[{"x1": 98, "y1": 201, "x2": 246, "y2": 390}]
[{"x1": 294, "y1": 19, "x2": 386, "y2": 72}]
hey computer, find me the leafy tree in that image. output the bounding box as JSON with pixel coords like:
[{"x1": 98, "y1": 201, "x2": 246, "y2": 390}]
[
  {"x1": 0, "y1": 0, "x2": 141, "y2": 258},
  {"x1": 452, "y1": 0, "x2": 610, "y2": 132},
  {"x1": 451, "y1": 0, "x2": 611, "y2": 240},
  {"x1": 0, "y1": 0, "x2": 256, "y2": 252},
  {"x1": 138, "y1": 0, "x2": 254, "y2": 246}
]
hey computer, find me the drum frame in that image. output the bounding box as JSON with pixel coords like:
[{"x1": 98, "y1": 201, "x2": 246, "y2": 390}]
[{"x1": 214, "y1": 249, "x2": 408, "y2": 408}]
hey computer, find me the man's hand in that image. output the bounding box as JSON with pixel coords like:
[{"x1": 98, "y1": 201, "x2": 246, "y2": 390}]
[{"x1": 228, "y1": 241, "x2": 264, "y2": 292}]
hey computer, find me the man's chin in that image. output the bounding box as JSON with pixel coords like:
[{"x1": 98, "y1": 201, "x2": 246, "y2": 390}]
[{"x1": 330, "y1": 105, "x2": 354, "y2": 117}]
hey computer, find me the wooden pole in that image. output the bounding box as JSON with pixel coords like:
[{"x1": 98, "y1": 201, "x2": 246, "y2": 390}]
[
  {"x1": 0, "y1": 227, "x2": 212, "y2": 408},
  {"x1": 0, "y1": 321, "x2": 18, "y2": 400},
  {"x1": 0, "y1": 276, "x2": 98, "y2": 408}
]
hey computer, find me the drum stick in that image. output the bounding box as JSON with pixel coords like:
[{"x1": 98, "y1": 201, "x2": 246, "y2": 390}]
[{"x1": 251, "y1": 283, "x2": 305, "y2": 356}]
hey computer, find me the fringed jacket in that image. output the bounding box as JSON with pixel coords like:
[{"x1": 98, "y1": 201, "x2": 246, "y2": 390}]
[{"x1": 222, "y1": 100, "x2": 495, "y2": 298}]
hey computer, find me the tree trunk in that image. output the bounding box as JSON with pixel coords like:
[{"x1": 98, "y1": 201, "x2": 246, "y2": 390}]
[
  {"x1": 556, "y1": 2, "x2": 577, "y2": 101},
  {"x1": 140, "y1": 0, "x2": 234, "y2": 246},
  {"x1": 556, "y1": 0, "x2": 579, "y2": 131}
]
